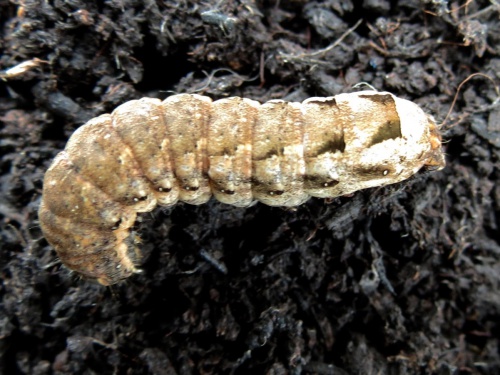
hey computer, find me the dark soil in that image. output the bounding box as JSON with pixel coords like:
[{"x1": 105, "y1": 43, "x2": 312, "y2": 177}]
[{"x1": 1, "y1": 0, "x2": 500, "y2": 374}]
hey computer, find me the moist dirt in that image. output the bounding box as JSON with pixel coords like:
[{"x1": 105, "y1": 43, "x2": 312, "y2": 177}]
[{"x1": 1, "y1": 1, "x2": 499, "y2": 374}]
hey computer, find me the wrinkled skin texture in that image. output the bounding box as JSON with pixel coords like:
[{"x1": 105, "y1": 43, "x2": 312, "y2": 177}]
[{"x1": 39, "y1": 91, "x2": 445, "y2": 285}]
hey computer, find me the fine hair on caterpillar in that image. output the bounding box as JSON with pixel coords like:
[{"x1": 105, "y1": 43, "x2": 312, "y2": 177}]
[{"x1": 38, "y1": 90, "x2": 446, "y2": 285}]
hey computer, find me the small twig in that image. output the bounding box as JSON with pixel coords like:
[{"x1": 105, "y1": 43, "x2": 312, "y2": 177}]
[
  {"x1": 303, "y1": 19, "x2": 363, "y2": 58},
  {"x1": 465, "y1": 2, "x2": 500, "y2": 20},
  {"x1": 442, "y1": 73, "x2": 500, "y2": 126},
  {"x1": 0, "y1": 58, "x2": 48, "y2": 80},
  {"x1": 259, "y1": 50, "x2": 265, "y2": 87},
  {"x1": 368, "y1": 40, "x2": 388, "y2": 56},
  {"x1": 280, "y1": 19, "x2": 362, "y2": 62},
  {"x1": 352, "y1": 82, "x2": 377, "y2": 91}
]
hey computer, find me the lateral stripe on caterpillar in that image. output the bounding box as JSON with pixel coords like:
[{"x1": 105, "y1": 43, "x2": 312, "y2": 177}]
[{"x1": 38, "y1": 91, "x2": 445, "y2": 285}]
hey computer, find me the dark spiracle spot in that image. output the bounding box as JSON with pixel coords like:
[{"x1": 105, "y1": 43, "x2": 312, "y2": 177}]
[
  {"x1": 158, "y1": 187, "x2": 172, "y2": 193},
  {"x1": 268, "y1": 190, "x2": 284, "y2": 196},
  {"x1": 352, "y1": 166, "x2": 392, "y2": 180},
  {"x1": 184, "y1": 186, "x2": 199, "y2": 191},
  {"x1": 111, "y1": 218, "x2": 123, "y2": 230},
  {"x1": 222, "y1": 189, "x2": 235, "y2": 195},
  {"x1": 134, "y1": 195, "x2": 149, "y2": 202},
  {"x1": 323, "y1": 180, "x2": 339, "y2": 187},
  {"x1": 305, "y1": 175, "x2": 339, "y2": 189}
]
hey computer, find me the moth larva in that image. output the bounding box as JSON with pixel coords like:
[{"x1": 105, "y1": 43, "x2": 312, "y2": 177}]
[{"x1": 38, "y1": 91, "x2": 445, "y2": 285}]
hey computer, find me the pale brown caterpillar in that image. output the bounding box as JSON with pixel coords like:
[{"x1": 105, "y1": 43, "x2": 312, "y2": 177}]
[{"x1": 38, "y1": 91, "x2": 445, "y2": 285}]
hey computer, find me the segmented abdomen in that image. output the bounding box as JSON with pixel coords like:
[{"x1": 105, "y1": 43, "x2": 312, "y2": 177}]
[{"x1": 38, "y1": 91, "x2": 445, "y2": 285}]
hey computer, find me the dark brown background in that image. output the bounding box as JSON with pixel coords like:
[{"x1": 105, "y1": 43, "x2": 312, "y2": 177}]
[{"x1": 1, "y1": 0, "x2": 499, "y2": 374}]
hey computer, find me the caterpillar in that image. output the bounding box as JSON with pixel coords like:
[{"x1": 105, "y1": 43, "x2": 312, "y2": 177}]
[{"x1": 38, "y1": 91, "x2": 445, "y2": 285}]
